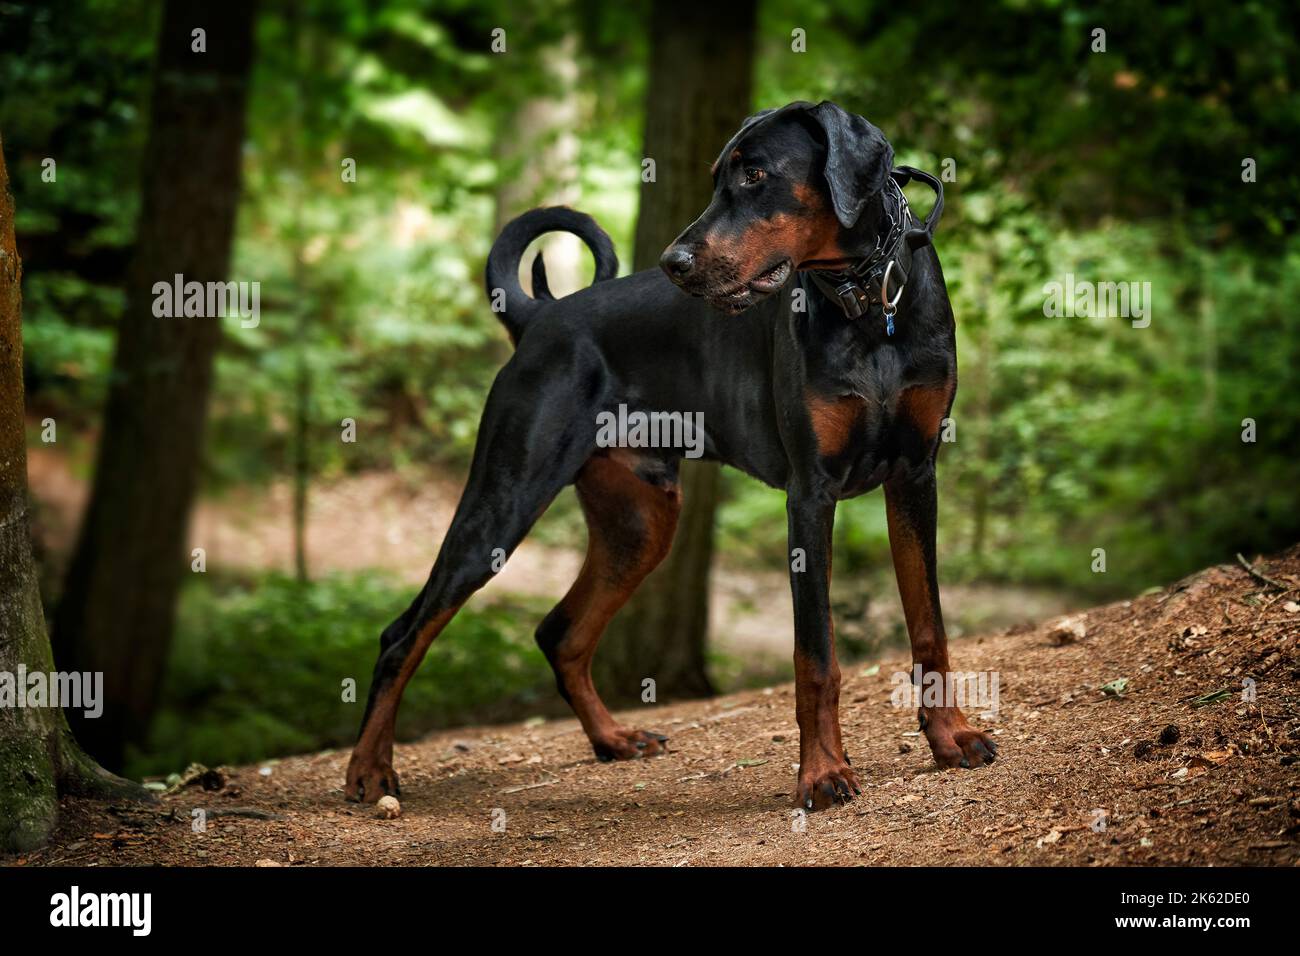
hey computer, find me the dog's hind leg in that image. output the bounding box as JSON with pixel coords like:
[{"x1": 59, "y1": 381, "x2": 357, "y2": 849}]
[
  {"x1": 345, "y1": 356, "x2": 601, "y2": 802},
  {"x1": 535, "y1": 454, "x2": 680, "y2": 761}
]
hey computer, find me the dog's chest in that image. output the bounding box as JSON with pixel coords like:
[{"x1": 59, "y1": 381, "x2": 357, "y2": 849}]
[
  {"x1": 806, "y1": 390, "x2": 906, "y2": 494},
  {"x1": 804, "y1": 345, "x2": 940, "y2": 497}
]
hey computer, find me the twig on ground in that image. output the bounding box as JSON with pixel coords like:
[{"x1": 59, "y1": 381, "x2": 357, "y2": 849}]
[
  {"x1": 501, "y1": 772, "x2": 560, "y2": 794},
  {"x1": 1236, "y1": 553, "x2": 1288, "y2": 592}
]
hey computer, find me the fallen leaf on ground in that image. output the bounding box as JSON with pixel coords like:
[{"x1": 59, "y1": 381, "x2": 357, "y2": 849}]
[{"x1": 1100, "y1": 678, "x2": 1129, "y2": 697}]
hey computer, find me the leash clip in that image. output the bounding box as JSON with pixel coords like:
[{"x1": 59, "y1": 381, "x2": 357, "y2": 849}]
[{"x1": 881, "y1": 260, "x2": 904, "y2": 336}]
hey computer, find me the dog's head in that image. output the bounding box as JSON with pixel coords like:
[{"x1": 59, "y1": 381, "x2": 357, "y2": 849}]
[{"x1": 660, "y1": 101, "x2": 895, "y2": 314}]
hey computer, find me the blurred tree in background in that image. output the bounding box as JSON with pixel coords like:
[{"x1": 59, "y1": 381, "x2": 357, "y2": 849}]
[
  {"x1": 1, "y1": 0, "x2": 1297, "y2": 777},
  {"x1": 596, "y1": 0, "x2": 758, "y2": 703},
  {"x1": 1, "y1": 132, "x2": 142, "y2": 852},
  {"x1": 48, "y1": 0, "x2": 258, "y2": 771}
]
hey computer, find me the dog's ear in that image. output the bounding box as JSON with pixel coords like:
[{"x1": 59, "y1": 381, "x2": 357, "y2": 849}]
[{"x1": 804, "y1": 101, "x2": 895, "y2": 228}]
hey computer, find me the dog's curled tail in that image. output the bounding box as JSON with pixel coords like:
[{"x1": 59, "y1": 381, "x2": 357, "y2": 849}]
[{"x1": 484, "y1": 206, "x2": 618, "y2": 344}]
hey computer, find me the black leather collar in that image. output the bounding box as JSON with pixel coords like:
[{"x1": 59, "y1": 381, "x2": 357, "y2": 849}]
[{"x1": 807, "y1": 166, "x2": 945, "y2": 332}]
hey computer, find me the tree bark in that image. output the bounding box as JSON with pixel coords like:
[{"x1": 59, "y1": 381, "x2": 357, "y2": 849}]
[
  {"x1": 596, "y1": 0, "x2": 757, "y2": 701},
  {"x1": 52, "y1": 0, "x2": 258, "y2": 769},
  {"x1": 0, "y1": 134, "x2": 145, "y2": 854}
]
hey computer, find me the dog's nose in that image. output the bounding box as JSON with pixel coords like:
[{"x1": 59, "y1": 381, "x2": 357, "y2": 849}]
[{"x1": 660, "y1": 246, "x2": 695, "y2": 280}]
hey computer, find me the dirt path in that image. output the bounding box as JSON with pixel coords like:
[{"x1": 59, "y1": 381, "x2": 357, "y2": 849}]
[{"x1": 10, "y1": 547, "x2": 1298, "y2": 867}]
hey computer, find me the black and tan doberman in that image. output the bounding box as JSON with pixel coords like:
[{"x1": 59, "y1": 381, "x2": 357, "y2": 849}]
[{"x1": 347, "y1": 100, "x2": 995, "y2": 812}]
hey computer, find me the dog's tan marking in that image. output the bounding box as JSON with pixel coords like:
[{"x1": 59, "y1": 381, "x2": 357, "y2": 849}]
[{"x1": 806, "y1": 391, "x2": 863, "y2": 456}]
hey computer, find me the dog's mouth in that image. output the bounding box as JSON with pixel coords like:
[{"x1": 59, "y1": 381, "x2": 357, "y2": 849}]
[{"x1": 705, "y1": 259, "x2": 793, "y2": 313}]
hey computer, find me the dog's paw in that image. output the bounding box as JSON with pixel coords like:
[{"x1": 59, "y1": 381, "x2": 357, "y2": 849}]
[
  {"x1": 795, "y1": 757, "x2": 861, "y2": 811},
  {"x1": 345, "y1": 753, "x2": 401, "y2": 803},
  {"x1": 919, "y1": 707, "x2": 998, "y2": 769},
  {"x1": 592, "y1": 729, "x2": 669, "y2": 762}
]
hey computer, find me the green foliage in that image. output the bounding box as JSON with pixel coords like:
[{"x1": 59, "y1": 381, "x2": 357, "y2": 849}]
[
  {"x1": 130, "y1": 573, "x2": 556, "y2": 779},
  {"x1": 0, "y1": 0, "x2": 154, "y2": 413}
]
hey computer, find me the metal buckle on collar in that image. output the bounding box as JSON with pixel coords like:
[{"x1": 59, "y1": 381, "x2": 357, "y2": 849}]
[{"x1": 832, "y1": 280, "x2": 869, "y2": 318}]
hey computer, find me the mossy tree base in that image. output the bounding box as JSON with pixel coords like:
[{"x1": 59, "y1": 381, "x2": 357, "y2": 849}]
[{"x1": 0, "y1": 131, "x2": 148, "y2": 854}]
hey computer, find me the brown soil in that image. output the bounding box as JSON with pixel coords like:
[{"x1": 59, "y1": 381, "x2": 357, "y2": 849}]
[{"x1": 8, "y1": 547, "x2": 1298, "y2": 867}]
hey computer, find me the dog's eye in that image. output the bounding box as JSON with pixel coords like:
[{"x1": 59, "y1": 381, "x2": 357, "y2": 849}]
[{"x1": 744, "y1": 167, "x2": 765, "y2": 185}]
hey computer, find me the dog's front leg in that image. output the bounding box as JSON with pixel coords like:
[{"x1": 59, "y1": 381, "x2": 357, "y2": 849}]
[
  {"x1": 884, "y1": 463, "x2": 997, "y2": 769},
  {"x1": 787, "y1": 488, "x2": 860, "y2": 810}
]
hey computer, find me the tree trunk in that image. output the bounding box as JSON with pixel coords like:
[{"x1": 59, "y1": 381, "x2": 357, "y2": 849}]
[
  {"x1": 596, "y1": 1, "x2": 757, "y2": 701},
  {"x1": 0, "y1": 134, "x2": 144, "y2": 853},
  {"x1": 291, "y1": 268, "x2": 311, "y2": 583},
  {"x1": 967, "y1": 247, "x2": 993, "y2": 568},
  {"x1": 1199, "y1": 252, "x2": 1217, "y2": 422},
  {"x1": 290, "y1": 0, "x2": 311, "y2": 584},
  {"x1": 52, "y1": 0, "x2": 258, "y2": 770}
]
